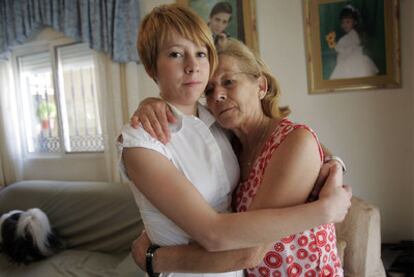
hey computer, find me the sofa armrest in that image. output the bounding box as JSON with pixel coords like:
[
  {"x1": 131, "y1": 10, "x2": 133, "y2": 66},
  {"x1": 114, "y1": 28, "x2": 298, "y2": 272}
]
[
  {"x1": 335, "y1": 196, "x2": 386, "y2": 277},
  {"x1": 0, "y1": 180, "x2": 144, "y2": 254}
]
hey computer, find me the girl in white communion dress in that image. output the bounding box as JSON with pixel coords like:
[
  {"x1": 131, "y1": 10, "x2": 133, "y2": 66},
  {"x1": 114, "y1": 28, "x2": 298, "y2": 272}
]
[{"x1": 330, "y1": 4, "x2": 379, "y2": 80}]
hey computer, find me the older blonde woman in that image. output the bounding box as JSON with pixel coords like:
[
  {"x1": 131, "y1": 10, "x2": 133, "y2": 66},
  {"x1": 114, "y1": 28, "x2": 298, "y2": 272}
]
[{"x1": 119, "y1": 4, "x2": 350, "y2": 277}]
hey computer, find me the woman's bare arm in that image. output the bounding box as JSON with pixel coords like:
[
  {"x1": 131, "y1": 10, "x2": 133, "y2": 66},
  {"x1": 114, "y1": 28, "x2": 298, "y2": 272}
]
[
  {"x1": 250, "y1": 128, "x2": 320, "y2": 210},
  {"x1": 123, "y1": 147, "x2": 350, "y2": 252},
  {"x1": 132, "y1": 232, "x2": 268, "y2": 273},
  {"x1": 129, "y1": 128, "x2": 348, "y2": 272}
]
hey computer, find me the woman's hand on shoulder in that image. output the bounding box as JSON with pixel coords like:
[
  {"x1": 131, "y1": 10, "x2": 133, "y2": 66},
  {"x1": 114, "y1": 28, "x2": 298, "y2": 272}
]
[
  {"x1": 309, "y1": 157, "x2": 346, "y2": 201},
  {"x1": 130, "y1": 97, "x2": 176, "y2": 144},
  {"x1": 318, "y1": 162, "x2": 352, "y2": 223}
]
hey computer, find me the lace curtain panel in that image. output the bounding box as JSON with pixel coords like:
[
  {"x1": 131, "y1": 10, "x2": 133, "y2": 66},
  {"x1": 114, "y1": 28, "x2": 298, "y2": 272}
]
[
  {"x1": 0, "y1": 0, "x2": 140, "y2": 63},
  {"x1": 0, "y1": 59, "x2": 23, "y2": 186}
]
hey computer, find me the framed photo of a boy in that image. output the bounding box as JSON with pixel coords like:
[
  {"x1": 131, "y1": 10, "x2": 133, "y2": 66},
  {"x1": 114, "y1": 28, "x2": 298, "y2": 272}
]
[
  {"x1": 177, "y1": 0, "x2": 259, "y2": 53},
  {"x1": 304, "y1": 0, "x2": 401, "y2": 94}
]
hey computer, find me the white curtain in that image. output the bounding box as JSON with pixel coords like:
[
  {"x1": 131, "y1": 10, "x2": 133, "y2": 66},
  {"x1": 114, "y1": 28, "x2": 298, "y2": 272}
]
[
  {"x1": 0, "y1": 58, "x2": 23, "y2": 186},
  {"x1": 94, "y1": 52, "x2": 132, "y2": 183}
]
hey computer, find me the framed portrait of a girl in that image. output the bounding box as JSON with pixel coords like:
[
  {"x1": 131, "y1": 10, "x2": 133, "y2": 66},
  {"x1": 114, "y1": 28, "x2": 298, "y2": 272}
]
[
  {"x1": 177, "y1": 0, "x2": 259, "y2": 53},
  {"x1": 304, "y1": 0, "x2": 401, "y2": 94}
]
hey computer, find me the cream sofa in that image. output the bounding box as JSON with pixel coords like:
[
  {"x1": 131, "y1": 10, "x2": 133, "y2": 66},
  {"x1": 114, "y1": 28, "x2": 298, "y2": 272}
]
[
  {"x1": 0, "y1": 180, "x2": 385, "y2": 276},
  {"x1": 0, "y1": 180, "x2": 145, "y2": 277},
  {"x1": 336, "y1": 197, "x2": 386, "y2": 276}
]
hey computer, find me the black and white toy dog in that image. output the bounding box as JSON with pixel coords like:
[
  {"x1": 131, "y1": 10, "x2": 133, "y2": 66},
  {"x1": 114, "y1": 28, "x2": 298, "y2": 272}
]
[{"x1": 0, "y1": 208, "x2": 62, "y2": 264}]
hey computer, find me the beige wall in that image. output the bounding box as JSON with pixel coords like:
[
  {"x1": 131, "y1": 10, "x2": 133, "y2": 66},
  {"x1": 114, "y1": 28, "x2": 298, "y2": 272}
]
[{"x1": 136, "y1": 0, "x2": 414, "y2": 243}]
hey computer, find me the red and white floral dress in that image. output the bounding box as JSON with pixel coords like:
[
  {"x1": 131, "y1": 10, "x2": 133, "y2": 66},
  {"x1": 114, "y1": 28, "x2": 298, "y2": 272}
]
[{"x1": 234, "y1": 119, "x2": 343, "y2": 277}]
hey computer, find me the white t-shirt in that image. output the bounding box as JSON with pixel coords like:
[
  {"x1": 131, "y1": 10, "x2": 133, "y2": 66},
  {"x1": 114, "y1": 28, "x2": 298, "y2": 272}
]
[{"x1": 118, "y1": 103, "x2": 243, "y2": 277}]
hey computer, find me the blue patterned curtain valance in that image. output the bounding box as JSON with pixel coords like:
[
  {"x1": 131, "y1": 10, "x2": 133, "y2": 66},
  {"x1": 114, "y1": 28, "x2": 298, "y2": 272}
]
[{"x1": 0, "y1": 0, "x2": 140, "y2": 63}]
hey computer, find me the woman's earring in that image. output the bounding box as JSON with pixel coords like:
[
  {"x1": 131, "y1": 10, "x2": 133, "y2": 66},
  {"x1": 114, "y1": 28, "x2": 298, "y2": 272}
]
[
  {"x1": 259, "y1": 91, "x2": 266, "y2": 100},
  {"x1": 258, "y1": 76, "x2": 268, "y2": 100}
]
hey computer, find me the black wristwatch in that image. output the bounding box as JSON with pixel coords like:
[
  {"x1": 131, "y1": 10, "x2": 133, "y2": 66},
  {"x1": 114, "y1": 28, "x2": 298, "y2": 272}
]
[{"x1": 146, "y1": 244, "x2": 161, "y2": 277}]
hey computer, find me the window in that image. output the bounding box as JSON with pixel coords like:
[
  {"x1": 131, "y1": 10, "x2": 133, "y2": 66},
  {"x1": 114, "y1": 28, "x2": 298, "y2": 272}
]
[{"x1": 15, "y1": 42, "x2": 104, "y2": 155}]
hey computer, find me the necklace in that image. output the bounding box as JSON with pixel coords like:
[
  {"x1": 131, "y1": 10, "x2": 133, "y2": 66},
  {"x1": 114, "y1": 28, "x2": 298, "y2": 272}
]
[{"x1": 243, "y1": 121, "x2": 273, "y2": 169}]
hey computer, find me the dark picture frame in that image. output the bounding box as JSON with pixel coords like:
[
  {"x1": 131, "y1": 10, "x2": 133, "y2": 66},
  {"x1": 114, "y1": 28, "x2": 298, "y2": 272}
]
[{"x1": 304, "y1": 0, "x2": 401, "y2": 94}]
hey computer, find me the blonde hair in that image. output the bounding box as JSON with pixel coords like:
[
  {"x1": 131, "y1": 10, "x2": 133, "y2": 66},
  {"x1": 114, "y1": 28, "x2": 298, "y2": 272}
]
[
  {"x1": 217, "y1": 39, "x2": 290, "y2": 119},
  {"x1": 137, "y1": 4, "x2": 217, "y2": 79}
]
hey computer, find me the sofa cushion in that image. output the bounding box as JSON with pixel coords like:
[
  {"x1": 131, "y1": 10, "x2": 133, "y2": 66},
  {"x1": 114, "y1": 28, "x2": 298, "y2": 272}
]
[
  {"x1": 335, "y1": 197, "x2": 386, "y2": 277},
  {"x1": 0, "y1": 180, "x2": 144, "y2": 254},
  {"x1": 336, "y1": 239, "x2": 346, "y2": 265},
  {"x1": 110, "y1": 253, "x2": 146, "y2": 277},
  {"x1": 0, "y1": 250, "x2": 125, "y2": 277}
]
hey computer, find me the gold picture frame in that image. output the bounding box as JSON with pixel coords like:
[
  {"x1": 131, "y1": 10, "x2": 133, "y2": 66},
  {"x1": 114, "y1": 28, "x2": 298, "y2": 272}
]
[
  {"x1": 177, "y1": 0, "x2": 259, "y2": 54},
  {"x1": 304, "y1": 0, "x2": 401, "y2": 94}
]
